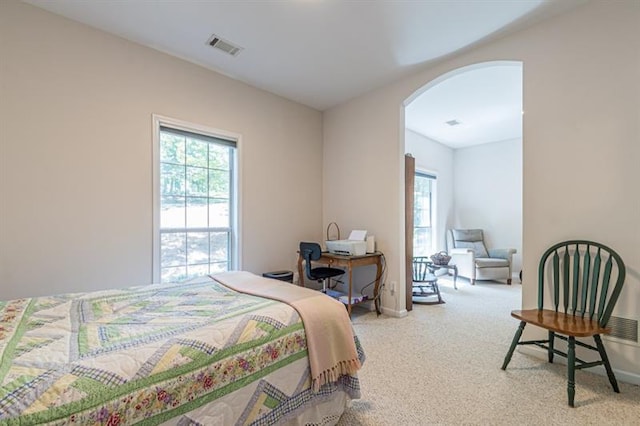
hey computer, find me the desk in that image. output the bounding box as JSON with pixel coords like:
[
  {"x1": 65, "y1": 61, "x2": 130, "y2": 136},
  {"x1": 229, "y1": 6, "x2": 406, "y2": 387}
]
[{"x1": 298, "y1": 251, "x2": 383, "y2": 316}]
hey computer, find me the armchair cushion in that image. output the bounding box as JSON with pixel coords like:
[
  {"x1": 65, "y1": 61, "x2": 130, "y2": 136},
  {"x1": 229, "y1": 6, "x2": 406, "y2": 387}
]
[
  {"x1": 475, "y1": 258, "x2": 509, "y2": 268},
  {"x1": 451, "y1": 229, "x2": 488, "y2": 257}
]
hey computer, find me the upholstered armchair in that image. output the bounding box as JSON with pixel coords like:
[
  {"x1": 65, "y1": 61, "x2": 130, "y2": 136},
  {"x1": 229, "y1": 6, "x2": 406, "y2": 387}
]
[{"x1": 446, "y1": 229, "x2": 516, "y2": 285}]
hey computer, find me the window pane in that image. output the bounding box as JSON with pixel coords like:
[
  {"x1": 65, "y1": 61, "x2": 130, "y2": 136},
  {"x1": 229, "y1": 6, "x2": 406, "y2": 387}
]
[
  {"x1": 414, "y1": 227, "x2": 432, "y2": 256},
  {"x1": 186, "y1": 197, "x2": 208, "y2": 228},
  {"x1": 186, "y1": 138, "x2": 208, "y2": 167},
  {"x1": 413, "y1": 173, "x2": 435, "y2": 256},
  {"x1": 187, "y1": 232, "x2": 209, "y2": 265},
  {"x1": 186, "y1": 166, "x2": 207, "y2": 197},
  {"x1": 210, "y1": 262, "x2": 227, "y2": 273},
  {"x1": 160, "y1": 196, "x2": 185, "y2": 228},
  {"x1": 161, "y1": 232, "x2": 186, "y2": 267},
  {"x1": 187, "y1": 264, "x2": 209, "y2": 279},
  {"x1": 210, "y1": 232, "x2": 229, "y2": 263},
  {"x1": 209, "y1": 199, "x2": 229, "y2": 228},
  {"x1": 161, "y1": 266, "x2": 187, "y2": 283},
  {"x1": 415, "y1": 204, "x2": 431, "y2": 227},
  {"x1": 158, "y1": 126, "x2": 235, "y2": 283},
  {"x1": 160, "y1": 134, "x2": 185, "y2": 164},
  {"x1": 161, "y1": 163, "x2": 185, "y2": 196},
  {"x1": 209, "y1": 145, "x2": 230, "y2": 170},
  {"x1": 209, "y1": 169, "x2": 230, "y2": 198}
]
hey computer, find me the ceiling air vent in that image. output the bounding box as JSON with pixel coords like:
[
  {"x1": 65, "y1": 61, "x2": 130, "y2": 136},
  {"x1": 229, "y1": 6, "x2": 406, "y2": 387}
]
[
  {"x1": 207, "y1": 34, "x2": 243, "y2": 57},
  {"x1": 445, "y1": 119, "x2": 461, "y2": 126}
]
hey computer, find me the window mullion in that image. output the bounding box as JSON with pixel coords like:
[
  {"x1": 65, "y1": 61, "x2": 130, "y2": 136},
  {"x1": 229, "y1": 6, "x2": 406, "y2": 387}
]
[{"x1": 160, "y1": 227, "x2": 230, "y2": 233}]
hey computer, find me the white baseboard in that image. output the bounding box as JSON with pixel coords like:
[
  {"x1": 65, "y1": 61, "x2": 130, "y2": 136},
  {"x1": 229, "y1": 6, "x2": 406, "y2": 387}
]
[
  {"x1": 518, "y1": 346, "x2": 640, "y2": 386},
  {"x1": 381, "y1": 306, "x2": 407, "y2": 318},
  {"x1": 354, "y1": 300, "x2": 406, "y2": 317}
]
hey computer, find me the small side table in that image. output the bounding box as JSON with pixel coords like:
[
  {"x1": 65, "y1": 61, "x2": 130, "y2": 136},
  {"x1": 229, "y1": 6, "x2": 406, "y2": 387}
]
[{"x1": 427, "y1": 262, "x2": 458, "y2": 290}]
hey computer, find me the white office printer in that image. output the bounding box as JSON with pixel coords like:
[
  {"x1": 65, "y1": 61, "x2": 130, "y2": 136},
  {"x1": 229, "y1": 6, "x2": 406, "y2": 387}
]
[{"x1": 325, "y1": 230, "x2": 368, "y2": 256}]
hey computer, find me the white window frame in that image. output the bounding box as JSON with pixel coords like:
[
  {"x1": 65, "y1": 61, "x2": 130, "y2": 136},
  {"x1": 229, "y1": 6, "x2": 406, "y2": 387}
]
[
  {"x1": 413, "y1": 170, "x2": 437, "y2": 256},
  {"x1": 152, "y1": 114, "x2": 242, "y2": 282}
]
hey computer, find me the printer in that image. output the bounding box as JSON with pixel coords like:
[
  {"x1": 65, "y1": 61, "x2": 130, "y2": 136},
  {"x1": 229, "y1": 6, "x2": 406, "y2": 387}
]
[{"x1": 325, "y1": 230, "x2": 368, "y2": 256}]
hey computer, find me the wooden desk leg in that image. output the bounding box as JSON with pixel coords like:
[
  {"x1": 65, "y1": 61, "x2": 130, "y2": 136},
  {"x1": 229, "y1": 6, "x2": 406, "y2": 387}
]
[
  {"x1": 374, "y1": 257, "x2": 382, "y2": 315},
  {"x1": 347, "y1": 263, "x2": 353, "y2": 316},
  {"x1": 297, "y1": 255, "x2": 305, "y2": 287}
]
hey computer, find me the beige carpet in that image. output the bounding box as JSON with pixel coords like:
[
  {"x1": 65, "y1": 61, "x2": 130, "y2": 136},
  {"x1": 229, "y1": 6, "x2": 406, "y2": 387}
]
[{"x1": 339, "y1": 278, "x2": 640, "y2": 425}]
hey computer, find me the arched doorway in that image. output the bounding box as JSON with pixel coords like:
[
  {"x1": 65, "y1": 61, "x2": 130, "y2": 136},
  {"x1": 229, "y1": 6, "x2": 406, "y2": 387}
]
[{"x1": 403, "y1": 61, "x2": 523, "y2": 310}]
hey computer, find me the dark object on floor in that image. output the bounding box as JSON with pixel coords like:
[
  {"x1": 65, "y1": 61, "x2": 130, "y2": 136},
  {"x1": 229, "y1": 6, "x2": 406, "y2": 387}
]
[
  {"x1": 299, "y1": 242, "x2": 344, "y2": 293},
  {"x1": 262, "y1": 270, "x2": 294, "y2": 283},
  {"x1": 501, "y1": 240, "x2": 626, "y2": 407},
  {"x1": 412, "y1": 256, "x2": 443, "y2": 304}
]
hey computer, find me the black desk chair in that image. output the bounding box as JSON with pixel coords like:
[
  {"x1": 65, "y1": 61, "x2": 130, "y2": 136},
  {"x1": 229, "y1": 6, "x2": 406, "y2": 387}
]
[{"x1": 299, "y1": 242, "x2": 344, "y2": 293}]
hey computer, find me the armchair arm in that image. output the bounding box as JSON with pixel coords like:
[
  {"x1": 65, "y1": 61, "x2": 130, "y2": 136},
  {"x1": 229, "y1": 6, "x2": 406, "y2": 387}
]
[
  {"x1": 488, "y1": 248, "x2": 517, "y2": 274},
  {"x1": 448, "y1": 248, "x2": 475, "y2": 281},
  {"x1": 488, "y1": 248, "x2": 516, "y2": 260}
]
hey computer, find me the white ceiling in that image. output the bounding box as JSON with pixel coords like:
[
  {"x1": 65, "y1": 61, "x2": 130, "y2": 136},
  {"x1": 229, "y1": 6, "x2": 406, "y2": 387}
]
[
  {"x1": 406, "y1": 63, "x2": 523, "y2": 148},
  {"x1": 24, "y1": 0, "x2": 584, "y2": 112}
]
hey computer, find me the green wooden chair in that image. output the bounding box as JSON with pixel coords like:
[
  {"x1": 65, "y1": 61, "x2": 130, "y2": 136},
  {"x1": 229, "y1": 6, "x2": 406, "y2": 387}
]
[{"x1": 501, "y1": 240, "x2": 626, "y2": 407}]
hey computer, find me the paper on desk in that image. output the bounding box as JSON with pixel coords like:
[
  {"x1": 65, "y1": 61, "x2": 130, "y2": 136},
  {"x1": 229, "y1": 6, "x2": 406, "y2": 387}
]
[{"x1": 348, "y1": 230, "x2": 367, "y2": 241}]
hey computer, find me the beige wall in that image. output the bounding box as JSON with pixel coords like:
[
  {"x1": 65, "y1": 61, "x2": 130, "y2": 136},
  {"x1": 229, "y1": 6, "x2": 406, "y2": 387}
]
[
  {"x1": 324, "y1": 1, "x2": 640, "y2": 378},
  {"x1": 2, "y1": 0, "x2": 639, "y2": 380},
  {"x1": 0, "y1": 1, "x2": 323, "y2": 298},
  {"x1": 454, "y1": 139, "x2": 523, "y2": 274},
  {"x1": 404, "y1": 130, "x2": 454, "y2": 255}
]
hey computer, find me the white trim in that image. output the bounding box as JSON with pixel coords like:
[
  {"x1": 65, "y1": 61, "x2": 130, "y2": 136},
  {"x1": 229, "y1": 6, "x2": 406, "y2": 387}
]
[
  {"x1": 397, "y1": 104, "x2": 407, "y2": 313},
  {"x1": 518, "y1": 346, "x2": 640, "y2": 386},
  {"x1": 152, "y1": 117, "x2": 161, "y2": 283},
  {"x1": 151, "y1": 114, "x2": 242, "y2": 282},
  {"x1": 415, "y1": 167, "x2": 438, "y2": 178},
  {"x1": 381, "y1": 306, "x2": 408, "y2": 318},
  {"x1": 233, "y1": 130, "x2": 243, "y2": 271}
]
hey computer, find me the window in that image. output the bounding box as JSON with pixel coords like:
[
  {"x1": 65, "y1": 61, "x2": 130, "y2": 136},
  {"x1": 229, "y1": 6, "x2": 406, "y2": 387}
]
[
  {"x1": 153, "y1": 117, "x2": 239, "y2": 283},
  {"x1": 413, "y1": 172, "x2": 436, "y2": 257}
]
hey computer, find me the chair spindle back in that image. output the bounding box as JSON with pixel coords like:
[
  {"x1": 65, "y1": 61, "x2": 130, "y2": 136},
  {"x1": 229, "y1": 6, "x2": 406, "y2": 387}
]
[
  {"x1": 537, "y1": 240, "x2": 625, "y2": 327},
  {"x1": 412, "y1": 257, "x2": 432, "y2": 282}
]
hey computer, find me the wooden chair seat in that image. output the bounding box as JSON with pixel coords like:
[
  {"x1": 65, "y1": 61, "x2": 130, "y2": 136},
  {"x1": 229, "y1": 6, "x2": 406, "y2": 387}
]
[{"x1": 511, "y1": 309, "x2": 610, "y2": 337}]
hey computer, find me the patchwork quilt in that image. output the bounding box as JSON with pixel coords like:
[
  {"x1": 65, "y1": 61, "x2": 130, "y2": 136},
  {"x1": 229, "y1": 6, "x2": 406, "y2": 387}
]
[{"x1": 0, "y1": 277, "x2": 363, "y2": 425}]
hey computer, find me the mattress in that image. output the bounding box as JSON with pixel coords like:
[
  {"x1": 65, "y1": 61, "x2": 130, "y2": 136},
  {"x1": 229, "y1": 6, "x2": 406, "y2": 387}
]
[{"x1": 0, "y1": 275, "x2": 364, "y2": 425}]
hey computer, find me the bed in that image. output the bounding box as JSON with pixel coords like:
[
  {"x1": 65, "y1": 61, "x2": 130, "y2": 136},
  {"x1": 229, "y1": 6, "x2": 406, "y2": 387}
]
[{"x1": 0, "y1": 271, "x2": 364, "y2": 425}]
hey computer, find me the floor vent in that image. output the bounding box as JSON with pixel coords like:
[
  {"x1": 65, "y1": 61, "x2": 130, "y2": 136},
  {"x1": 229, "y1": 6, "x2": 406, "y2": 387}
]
[
  {"x1": 607, "y1": 315, "x2": 638, "y2": 343},
  {"x1": 207, "y1": 34, "x2": 243, "y2": 57}
]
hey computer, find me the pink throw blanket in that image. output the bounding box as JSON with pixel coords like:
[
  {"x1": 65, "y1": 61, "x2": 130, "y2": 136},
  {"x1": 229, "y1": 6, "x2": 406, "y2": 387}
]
[{"x1": 211, "y1": 271, "x2": 362, "y2": 392}]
